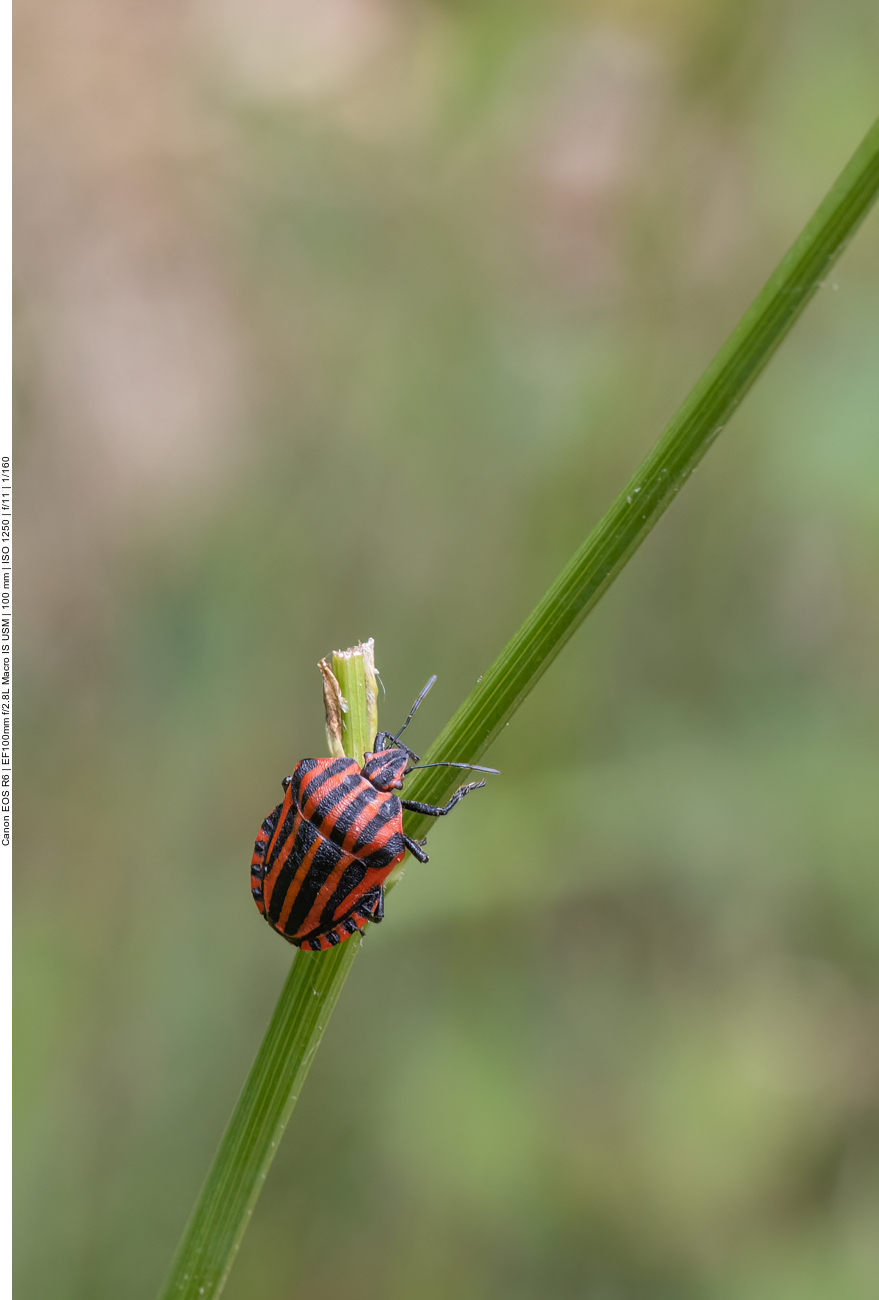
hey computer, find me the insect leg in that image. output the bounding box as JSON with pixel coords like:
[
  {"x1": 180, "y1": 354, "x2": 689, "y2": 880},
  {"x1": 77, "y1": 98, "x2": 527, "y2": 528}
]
[
  {"x1": 399, "y1": 780, "x2": 486, "y2": 818},
  {"x1": 352, "y1": 886, "x2": 385, "y2": 924},
  {"x1": 402, "y1": 835, "x2": 429, "y2": 863}
]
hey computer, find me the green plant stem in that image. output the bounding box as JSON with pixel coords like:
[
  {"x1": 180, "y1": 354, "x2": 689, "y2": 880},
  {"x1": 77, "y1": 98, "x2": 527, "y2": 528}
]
[
  {"x1": 333, "y1": 642, "x2": 378, "y2": 766},
  {"x1": 159, "y1": 116, "x2": 879, "y2": 1300},
  {"x1": 161, "y1": 943, "x2": 360, "y2": 1299},
  {"x1": 402, "y1": 116, "x2": 879, "y2": 832},
  {"x1": 161, "y1": 652, "x2": 374, "y2": 1298}
]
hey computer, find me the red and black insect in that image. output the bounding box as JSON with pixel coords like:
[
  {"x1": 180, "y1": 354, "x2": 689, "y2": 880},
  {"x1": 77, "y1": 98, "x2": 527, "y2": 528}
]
[{"x1": 250, "y1": 677, "x2": 498, "y2": 951}]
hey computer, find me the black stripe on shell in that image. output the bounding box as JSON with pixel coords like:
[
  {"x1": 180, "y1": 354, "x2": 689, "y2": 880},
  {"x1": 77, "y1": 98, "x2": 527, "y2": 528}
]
[
  {"x1": 281, "y1": 837, "x2": 347, "y2": 937},
  {"x1": 266, "y1": 816, "x2": 317, "y2": 925},
  {"x1": 318, "y1": 859, "x2": 368, "y2": 931}
]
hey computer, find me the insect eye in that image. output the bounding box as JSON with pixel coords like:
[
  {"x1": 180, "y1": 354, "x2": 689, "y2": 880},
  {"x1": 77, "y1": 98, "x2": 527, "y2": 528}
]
[{"x1": 282, "y1": 775, "x2": 293, "y2": 790}]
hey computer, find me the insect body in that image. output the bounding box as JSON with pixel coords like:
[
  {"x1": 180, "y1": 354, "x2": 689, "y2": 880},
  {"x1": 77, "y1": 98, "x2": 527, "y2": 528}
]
[{"x1": 250, "y1": 678, "x2": 497, "y2": 951}]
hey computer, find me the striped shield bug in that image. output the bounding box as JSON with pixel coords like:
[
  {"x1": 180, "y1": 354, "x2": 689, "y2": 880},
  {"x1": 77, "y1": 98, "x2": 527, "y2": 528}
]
[{"x1": 250, "y1": 676, "x2": 498, "y2": 951}]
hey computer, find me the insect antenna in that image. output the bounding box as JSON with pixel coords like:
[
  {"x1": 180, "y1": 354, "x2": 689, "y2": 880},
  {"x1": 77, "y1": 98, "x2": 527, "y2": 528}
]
[
  {"x1": 393, "y1": 675, "x2": 437, "y2": 741},
  {"x1": 407, "y1": 761, "x2": 500, "y2": 775}
]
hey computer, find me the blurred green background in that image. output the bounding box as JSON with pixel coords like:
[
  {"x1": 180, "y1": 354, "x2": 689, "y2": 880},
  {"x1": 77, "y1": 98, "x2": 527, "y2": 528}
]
[{"x1": 14, "y1": 1, "x2": 879, "y2": 1297}]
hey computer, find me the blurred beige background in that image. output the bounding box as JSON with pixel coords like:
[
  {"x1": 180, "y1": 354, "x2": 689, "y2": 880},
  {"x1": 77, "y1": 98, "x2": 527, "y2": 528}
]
[{"x1": 14, "y1": 2, "x2": 879, "y2": 1297}]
